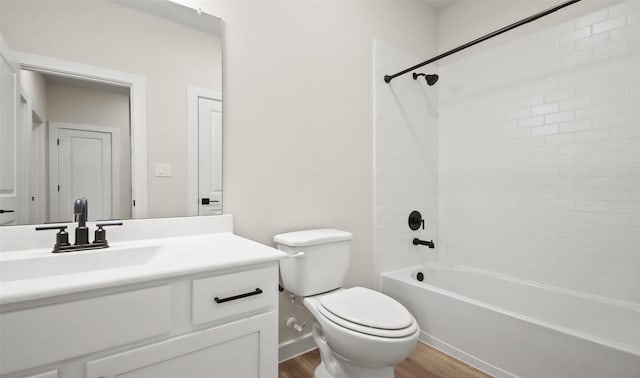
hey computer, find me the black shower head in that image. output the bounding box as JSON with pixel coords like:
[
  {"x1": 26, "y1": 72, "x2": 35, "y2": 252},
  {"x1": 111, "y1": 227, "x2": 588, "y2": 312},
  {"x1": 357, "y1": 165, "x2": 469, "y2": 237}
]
[
  {"x1": 425, "y1": 74, "x2": 439, "y2": 86},
  {"x1": 412, "y1": 72, "x2": 439, "y2": 86}
]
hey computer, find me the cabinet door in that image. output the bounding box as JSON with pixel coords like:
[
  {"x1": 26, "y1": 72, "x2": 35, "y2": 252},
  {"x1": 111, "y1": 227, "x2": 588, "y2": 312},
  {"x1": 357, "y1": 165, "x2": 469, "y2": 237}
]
[
  {"x1": 86, "y1": 311, "x2": 277, "y2": 378},
  {"x1": 1, "y1": 285, "x2": 171, "y2": 375}
]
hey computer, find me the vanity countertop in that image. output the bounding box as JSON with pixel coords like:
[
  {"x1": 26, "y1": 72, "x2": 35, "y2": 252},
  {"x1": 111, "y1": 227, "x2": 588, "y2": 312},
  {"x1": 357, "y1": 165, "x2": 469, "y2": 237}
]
[{"x1": 0, "y1": 216, "x2": 287, "y2": 305}]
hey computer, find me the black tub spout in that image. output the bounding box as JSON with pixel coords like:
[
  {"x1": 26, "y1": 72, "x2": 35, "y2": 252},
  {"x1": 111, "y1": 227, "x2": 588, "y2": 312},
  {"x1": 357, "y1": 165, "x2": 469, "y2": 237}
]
[{"x1": 413, "y1": 238, "x2": 435, "y2": 248}]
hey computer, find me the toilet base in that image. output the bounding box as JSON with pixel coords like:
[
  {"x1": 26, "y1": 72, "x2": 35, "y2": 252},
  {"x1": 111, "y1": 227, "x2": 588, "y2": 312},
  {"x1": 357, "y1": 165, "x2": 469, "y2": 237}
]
[{"x1": 314, "y1": 363, "x2": 332, "y2": 378}]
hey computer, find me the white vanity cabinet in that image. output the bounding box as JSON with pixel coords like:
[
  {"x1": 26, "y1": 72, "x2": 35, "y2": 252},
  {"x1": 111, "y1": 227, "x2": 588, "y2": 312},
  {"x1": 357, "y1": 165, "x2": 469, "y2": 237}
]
[
  {"x1": 1, "y1": 263, "x2": 279, "y2": 378},
  {"x1": 86, "y1": 312, "x2": 274, "y2": 378},
  {"x1": 86, "y1": 266, "x2": 278, "y2": 378}
]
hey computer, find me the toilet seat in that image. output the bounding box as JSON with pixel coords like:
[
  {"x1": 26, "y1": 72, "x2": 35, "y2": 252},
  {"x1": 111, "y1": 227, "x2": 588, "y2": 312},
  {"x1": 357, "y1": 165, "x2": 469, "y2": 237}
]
[{"x1": 317, "y1": 287, "x2": 418, "y2": 338}]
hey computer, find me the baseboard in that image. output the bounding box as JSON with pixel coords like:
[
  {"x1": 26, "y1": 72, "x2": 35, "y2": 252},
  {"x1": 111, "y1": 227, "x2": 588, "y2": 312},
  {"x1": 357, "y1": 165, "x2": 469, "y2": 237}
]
[
  {"x1": 278, "y1": 329, "x2": 512, "y2": 375},
  {"x1": 419, "y1": 331, "x2": 515, "y2": 378},
  {"x1": 279, "y1": 333, "x2": 317, "y2": 363}
]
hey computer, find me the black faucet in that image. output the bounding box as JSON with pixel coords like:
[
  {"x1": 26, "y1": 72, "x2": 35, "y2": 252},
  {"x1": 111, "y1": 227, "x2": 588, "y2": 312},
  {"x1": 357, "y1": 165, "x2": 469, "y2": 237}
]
[
  {"x1": 413, "y1": 238, "x2": 435, "y2": 248},
  {"x1": 74, "y1": 197, "x2": 89, "y2": 245},
  {"x1": 35, "y1": 197, "x2": 122, "y2": 253}
]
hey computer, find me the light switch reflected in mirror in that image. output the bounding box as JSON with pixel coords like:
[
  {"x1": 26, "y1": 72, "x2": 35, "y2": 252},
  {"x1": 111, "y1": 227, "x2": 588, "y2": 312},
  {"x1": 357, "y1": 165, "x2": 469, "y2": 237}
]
[{"x1": 0, "y1": 0, "x2": 222, "y2": 226}]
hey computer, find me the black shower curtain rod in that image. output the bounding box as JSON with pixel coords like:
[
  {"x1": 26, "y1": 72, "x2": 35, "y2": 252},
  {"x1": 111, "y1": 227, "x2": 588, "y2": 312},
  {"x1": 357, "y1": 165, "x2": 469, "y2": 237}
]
[{"x1": 384, "y1": 0, "x2": 582, "y2": 83}]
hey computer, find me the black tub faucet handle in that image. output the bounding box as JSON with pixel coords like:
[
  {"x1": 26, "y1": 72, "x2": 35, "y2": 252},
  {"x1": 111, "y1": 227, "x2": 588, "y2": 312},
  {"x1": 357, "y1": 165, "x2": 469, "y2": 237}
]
[{"x1": 408, "y1": 211, "x2": 425, "y2": 230}]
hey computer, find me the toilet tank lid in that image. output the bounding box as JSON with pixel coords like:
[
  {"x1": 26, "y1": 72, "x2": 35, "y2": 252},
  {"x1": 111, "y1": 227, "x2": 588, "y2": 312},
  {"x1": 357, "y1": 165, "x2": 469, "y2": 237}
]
[{"x1": 273, "y1": 229, "x2": 352, "y2": 247}]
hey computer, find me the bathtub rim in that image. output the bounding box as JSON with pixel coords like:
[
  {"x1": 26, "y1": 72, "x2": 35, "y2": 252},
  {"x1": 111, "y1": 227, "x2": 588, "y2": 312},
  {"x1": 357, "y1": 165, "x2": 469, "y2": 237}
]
[{"x1": 380, "y1": 264, "x2": 640, "y2": 358}]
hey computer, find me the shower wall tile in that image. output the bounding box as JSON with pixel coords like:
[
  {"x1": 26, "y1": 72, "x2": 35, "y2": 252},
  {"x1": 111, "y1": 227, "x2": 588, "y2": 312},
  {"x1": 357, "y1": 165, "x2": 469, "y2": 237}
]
[
  {"x1": 593, "y1": 15, "x2": 629, "y2": 34},
  {"x1": 373, "y1": 40, "x2": 439, "y2": 280},
  {"x1": 575, "y1": 9, "x2": 609, "y2": 28},
  {"x1": 559, "y1": 26, "x2": 591, "y2": 44},
  {"x1": 439, "y1": 0, "x2": 640, "y2": 304}
]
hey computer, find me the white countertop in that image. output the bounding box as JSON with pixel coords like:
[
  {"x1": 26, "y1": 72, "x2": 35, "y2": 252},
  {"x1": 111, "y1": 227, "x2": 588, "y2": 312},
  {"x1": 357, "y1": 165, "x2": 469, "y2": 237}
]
[{"x1": 0, "y1": 231, "x2": 287, "y2": 305}]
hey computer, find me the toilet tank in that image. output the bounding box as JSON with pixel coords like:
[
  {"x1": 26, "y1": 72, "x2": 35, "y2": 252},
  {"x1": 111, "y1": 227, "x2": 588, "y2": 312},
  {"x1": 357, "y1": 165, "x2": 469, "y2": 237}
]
[{"x1": 274, "y1": 229, "x2": 352, "y2": 297}]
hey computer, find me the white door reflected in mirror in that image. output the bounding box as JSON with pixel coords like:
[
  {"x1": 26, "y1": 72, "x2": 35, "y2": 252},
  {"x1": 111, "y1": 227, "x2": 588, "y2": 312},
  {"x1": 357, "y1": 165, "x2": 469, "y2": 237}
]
[
  {"x1": 49, "y1": 123, "x2": 120, "y2": 222},
  {"x1": 198, "y1": 97, "x2": 222, "y2": 216}
]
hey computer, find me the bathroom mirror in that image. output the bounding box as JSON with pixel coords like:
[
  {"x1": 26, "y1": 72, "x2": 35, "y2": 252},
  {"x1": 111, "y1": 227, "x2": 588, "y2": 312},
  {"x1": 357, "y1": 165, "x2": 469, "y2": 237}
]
[{"x1": 0, "y1": 0, "x2": 222, "y2": 226}]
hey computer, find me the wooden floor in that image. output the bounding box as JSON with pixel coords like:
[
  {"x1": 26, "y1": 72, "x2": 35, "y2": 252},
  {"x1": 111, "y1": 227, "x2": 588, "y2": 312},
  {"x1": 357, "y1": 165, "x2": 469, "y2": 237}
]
[{"x1": 279, "y1": 341, "x2": 491, "y2": 378}]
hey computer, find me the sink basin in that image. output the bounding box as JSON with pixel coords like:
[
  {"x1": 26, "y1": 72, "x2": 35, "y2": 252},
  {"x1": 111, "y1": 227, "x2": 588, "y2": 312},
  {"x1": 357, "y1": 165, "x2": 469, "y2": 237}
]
[{"x1": 0, "y1": 245, "x2": 167, "y2": 282}]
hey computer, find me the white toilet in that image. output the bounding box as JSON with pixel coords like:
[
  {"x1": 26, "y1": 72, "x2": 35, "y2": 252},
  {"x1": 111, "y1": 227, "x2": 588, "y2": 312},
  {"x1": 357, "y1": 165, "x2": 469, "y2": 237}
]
[{"x1": 275, "y1": 229, "x2": 419, "y2": 378}]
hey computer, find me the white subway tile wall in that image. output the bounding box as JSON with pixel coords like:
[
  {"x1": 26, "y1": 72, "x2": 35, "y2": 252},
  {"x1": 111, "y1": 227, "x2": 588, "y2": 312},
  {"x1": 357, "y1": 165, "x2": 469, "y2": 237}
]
[
  {"x1": 374, "y1": 40, "x2": 439, "y2": 277},
  {"x1": 439, "y1": 0, "x2": 640, "y2": 303}
]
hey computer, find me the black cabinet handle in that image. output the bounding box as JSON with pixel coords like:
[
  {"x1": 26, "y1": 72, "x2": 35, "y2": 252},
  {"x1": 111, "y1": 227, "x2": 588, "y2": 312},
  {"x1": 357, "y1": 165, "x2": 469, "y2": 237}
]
[
  {"x1": 0, "y1": 209, "x2": 15, "y2": 214},
  {"x1": 214, "y1": 288, "x2": 263, "y2": 304}
]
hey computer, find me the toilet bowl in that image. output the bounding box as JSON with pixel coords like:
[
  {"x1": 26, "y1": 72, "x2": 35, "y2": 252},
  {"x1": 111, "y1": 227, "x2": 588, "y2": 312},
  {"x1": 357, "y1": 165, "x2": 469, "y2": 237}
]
[
  {"x1": 304, "y1": 287, "x2": 419, "y2": 378},
  {"x1": 274, "y1": 229, "x2": 419, "y2": 378}
]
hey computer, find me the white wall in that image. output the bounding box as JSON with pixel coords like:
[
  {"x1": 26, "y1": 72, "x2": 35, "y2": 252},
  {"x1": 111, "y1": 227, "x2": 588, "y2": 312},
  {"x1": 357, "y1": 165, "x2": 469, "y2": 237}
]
[
  {"x1": 374, "y1": 40, "x2": 439, "y2": 279},
  {"x1": 46, "y1": 81, "x2": 132, "y2": 219},
  {"x1": 20, "y1": 70, "x2": 47, "y2": 118},
  {"x1": 194, "y1": 0, "x2": 438, "y2": 347},
  {"x1": 0, "y1": 0, "x2": 221, "y2": 218},
  {"x1": 438, "y1": 0, "x2": 640, "y2": 303}
]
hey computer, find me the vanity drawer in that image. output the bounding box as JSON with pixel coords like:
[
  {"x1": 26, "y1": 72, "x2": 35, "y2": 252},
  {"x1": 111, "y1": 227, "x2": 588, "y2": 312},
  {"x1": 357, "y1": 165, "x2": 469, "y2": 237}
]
[{"x1": 192, "y1": 265, "x2": 277, "y2": 325}]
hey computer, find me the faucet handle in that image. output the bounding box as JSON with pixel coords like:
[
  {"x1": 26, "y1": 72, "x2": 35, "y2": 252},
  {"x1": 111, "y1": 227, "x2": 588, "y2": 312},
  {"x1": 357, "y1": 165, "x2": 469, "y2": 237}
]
[
  {"x1": 96, "y1": 221, "x2": 124, "y2": 228},
  {"x1": 35, "y1": 225, "x2": 71, "y2": 252},
  {"x1": 35, "y1": 225, "x2": 68, "y2": 231},
  {"x1": 93, "y1": 222, "x2": 123, "y2": 246}
]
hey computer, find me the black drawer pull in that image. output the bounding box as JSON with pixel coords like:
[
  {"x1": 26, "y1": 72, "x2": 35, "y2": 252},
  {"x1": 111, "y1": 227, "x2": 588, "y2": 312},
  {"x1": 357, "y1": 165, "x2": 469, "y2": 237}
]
[
  {"x1": 0, "y1": 209, "x2": 15, "y2": 214},
  {"x1": 214, "y1": 288, "x2": 263, "y2": 304}
]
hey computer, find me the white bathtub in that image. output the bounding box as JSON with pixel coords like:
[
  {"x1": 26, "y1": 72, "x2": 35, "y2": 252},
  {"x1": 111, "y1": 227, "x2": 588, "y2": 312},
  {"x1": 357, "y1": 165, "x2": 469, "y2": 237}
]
[{"x1": 380, "y1": 264, "x2": 640, "y2": 378}]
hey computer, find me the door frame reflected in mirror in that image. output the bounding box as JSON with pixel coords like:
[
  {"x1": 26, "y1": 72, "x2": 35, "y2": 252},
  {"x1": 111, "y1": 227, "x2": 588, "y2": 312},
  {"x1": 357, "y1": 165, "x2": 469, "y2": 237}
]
[
  {"x1": 186, "y1": 86, "x2": 222, "y2": 217},
  {"x1": 17, "y1": 52, "x2": 148, "y2": 219}
]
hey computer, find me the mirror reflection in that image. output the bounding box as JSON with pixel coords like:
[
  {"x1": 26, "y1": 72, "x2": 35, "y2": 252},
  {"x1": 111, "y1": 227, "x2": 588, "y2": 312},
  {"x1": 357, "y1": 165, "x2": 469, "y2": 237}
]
[{"x1": 0, "y1": 0, "x2": 223, "y2": 226}]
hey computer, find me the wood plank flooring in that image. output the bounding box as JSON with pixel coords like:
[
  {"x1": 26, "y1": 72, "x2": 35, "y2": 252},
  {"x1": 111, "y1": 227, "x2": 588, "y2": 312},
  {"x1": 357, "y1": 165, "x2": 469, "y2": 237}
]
[{"x1": 278, "y1": 341, "x2": 491, "y2": 378}]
